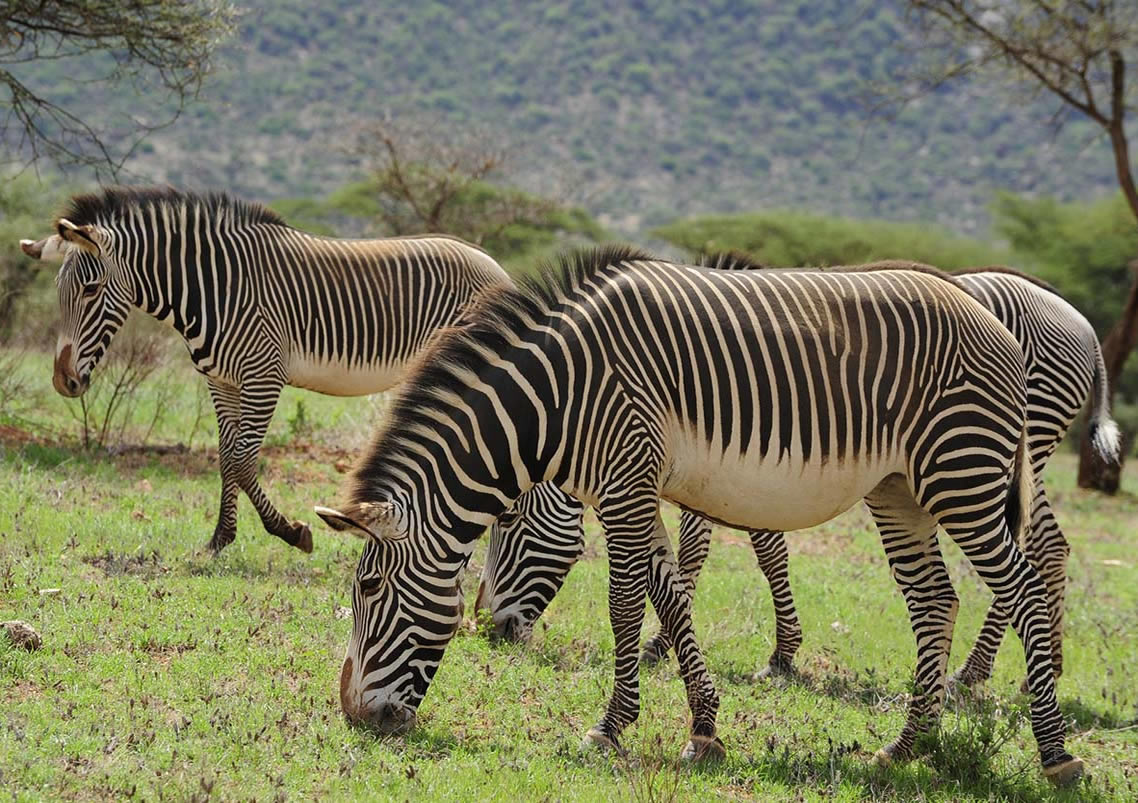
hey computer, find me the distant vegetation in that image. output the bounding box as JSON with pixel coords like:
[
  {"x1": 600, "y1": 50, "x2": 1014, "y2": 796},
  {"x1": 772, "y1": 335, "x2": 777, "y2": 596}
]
[
  {"x1": 654, "y1": 198, "x2": 1138, "y2": 442},
  {"x1": 653, "y1": 209, "x2": 1010, "y2": 269},
  {"x1": 272, "y1": 179, "x2": 608, "y2": 272},
  {"x1": 5, "y1": 0, "x2": 1121, "y2": 234}
]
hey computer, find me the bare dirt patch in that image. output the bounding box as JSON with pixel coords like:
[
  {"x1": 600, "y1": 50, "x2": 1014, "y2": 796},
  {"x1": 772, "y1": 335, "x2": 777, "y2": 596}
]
[
  {"x1": 81, "y1": 550, "x2": 167, "y2": 579},
  {"x1": 139, "y1": 639, "x2": 197, "y2": 666}
]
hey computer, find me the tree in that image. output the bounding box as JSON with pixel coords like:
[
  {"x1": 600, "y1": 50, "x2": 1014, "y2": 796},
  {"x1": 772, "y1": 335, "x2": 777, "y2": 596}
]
[
  {"x1": 1, "y1": 0, "x2": 236, "y2": 173},
  {"x1": 898, "y1": 0, "x2": 1138, "y2": 492},
  {"x1": 342, "y1": 114, "x2": 568, "y2": 248}
]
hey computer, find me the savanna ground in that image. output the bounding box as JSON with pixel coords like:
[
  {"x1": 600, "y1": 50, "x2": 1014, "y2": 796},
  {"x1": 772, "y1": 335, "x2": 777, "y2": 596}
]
[{"x1": 1, "y1": 347, "x2": 1136, "y2": 802}]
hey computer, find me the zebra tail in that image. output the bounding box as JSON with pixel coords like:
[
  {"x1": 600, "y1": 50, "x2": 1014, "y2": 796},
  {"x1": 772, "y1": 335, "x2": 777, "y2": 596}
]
[
  {"x1": 1087, "y1": 339, "x2": 1122, "y2": 463},
  {"x1": 1006, "y1": 427, "x2": 1035, "y2": 551}
]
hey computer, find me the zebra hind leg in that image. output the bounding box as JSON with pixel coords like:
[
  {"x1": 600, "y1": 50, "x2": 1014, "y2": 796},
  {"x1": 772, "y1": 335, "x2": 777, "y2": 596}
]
[
  {"x1": 749, "y1": 529, "x2": 801, "y2": 678},
  {"x1": 951, "y1": 484, "x2": 1068, "y2": 692},
  {"x1": 640, "y1": 511, "x2": 710, "y2": 667},
  {"x1": 865, "y1": 477, "x2": 958, "y2": 764},
  {"x1": 928, "y1": 487, "x2": 1080, "y2": 780}
]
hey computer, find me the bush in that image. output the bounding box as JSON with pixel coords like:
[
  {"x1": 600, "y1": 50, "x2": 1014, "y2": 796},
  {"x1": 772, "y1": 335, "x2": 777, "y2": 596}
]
[{"x1": 0, "y1": 172, "x2": 74, "y2": 343}]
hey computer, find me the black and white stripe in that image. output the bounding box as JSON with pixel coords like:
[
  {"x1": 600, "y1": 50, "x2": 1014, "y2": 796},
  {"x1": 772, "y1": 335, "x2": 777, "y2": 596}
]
[
  {"x1": 482, "y1": 261, "x2": 1118, "y2": 692},
  {"x1": 34, "y1": 186, "x2": 510, "y2": 553},
  {"x1": 317, "y1": 247, "x2": 1078, "y2": 777}
]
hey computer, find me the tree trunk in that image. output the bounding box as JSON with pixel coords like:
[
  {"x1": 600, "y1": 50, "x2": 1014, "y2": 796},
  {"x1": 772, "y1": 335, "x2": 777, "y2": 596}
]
[{"x1": 1077, "y1": 261, "x2": 1138, "y2": 492}]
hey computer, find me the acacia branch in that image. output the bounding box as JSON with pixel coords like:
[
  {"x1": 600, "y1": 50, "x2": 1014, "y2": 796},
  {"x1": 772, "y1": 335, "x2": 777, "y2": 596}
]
[{"x1": 0, "y1": 0, "x2": 236, "y2": 170}]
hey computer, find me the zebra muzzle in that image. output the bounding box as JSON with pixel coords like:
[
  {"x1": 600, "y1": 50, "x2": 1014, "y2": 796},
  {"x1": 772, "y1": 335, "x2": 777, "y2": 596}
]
[{"x1": 52, "y1": 344, "x2": 87, "y2": 398}]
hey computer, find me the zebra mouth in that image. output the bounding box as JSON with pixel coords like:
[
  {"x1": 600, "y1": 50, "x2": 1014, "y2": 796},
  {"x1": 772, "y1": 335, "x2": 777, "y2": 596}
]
[
  {"x1": 52, "y1": 344, "x2": 88, "y2": 397},
  {"x1": 52, "y1": 369, "x2": 88, "y2": 398},
  {"x1": 369, "y1": 702, "x2": 417, "y2": 736},
  {"x1": 494, "y1": 614, "x2": 533, "y2": 644}
]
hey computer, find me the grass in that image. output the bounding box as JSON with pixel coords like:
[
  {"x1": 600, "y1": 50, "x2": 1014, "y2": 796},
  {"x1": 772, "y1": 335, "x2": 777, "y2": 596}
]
[{"x1": 2, "y1": 347, "x2": 1137, "y2": 801}]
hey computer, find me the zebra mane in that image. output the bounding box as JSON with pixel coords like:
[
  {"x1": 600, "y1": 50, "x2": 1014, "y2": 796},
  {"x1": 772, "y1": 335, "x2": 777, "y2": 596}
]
[
  {"x1": 347, "y1": 244, "x2": 658, "y2": 501},
  {"x1": 695, "y1": 251, "x2": 771, "y2": 271},
  {"x1": 695, "y1": 252, "x2": 980, "y2": 295},
  {"x1": 952, "y1": 265, "x2": 1065, "y2": 298},
  {"x1": 61, "y1": 185, "x2": 287, "y2": 229}
]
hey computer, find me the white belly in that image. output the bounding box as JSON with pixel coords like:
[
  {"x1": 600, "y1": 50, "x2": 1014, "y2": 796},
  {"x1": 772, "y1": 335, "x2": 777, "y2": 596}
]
[
  {"x1": 662, "y1": 426, "x2": 903, "y2": 532},
  {"x1": 287, "y1": 354, "x2": 405, "y2": 397}
]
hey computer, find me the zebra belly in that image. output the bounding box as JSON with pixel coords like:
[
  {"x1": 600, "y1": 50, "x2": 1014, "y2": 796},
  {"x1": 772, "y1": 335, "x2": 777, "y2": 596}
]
[
  {"x1": 287, "y1": 354, "x2": 404, "y2": 396},
  {"x1": 662, "y1": 438, "x2": 902, "y2": 532}
]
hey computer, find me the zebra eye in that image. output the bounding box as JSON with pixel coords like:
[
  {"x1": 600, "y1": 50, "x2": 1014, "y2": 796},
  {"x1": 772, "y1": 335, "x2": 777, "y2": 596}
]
[
  {"x1": 357, "y1": 575, "x2": 384, "y2": 595},
  {"x1": 496, "y1": 510, "x2": 520, "y2": 527},
  {"x1": 80, "y1": 282, "x2": 100, "y2": 299}
]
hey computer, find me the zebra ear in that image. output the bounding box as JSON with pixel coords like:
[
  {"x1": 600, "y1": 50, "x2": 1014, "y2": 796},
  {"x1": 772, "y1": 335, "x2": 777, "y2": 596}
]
[
  {"x1": 20, "y1": 234, "x2": 68, "y2": 262},
  {"x1": 314, "y1": 502, "x2": 408, "y2": 542},
  {"x1": 56, "y1": 219, "x2": 101, "y2": 253}
]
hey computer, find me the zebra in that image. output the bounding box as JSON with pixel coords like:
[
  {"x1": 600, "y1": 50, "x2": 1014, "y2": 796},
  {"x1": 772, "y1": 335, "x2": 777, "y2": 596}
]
[
  {"x1": 476, "y1": 262, "x2": 1120, "y2": 690},
  {"x1": 314, "y1": 246, "x2": 1082, "y2": 781},
  {"x1": 20, "y1": 186, "x2": 512, "y2": 554}
]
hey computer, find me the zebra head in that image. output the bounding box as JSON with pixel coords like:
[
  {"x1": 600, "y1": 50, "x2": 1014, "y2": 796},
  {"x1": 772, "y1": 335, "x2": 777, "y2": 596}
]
[
  {"x1": 475, "y1": 484, "x2": 586, "y2": 642},
  {"x1": 316, "y1": 498, "x2": 468, "y2": 735},
  {"x1": 30, "y1": 219, "x2": 132, "y2": 398}
]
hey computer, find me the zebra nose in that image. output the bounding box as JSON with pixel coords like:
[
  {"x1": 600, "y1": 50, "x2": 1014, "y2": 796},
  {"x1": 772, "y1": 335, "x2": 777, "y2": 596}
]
[
  {"x1": 52, "y1": 344, "x2": 87, "y2": 397},
  {"x1": 348, "y1": 700, "x2": 417, "y2": 736}
]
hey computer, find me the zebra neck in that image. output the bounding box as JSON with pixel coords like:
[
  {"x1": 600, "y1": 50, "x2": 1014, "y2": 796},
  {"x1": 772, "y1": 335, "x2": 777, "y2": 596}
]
[{"x1": 129, "y1": 218, "x2": 279, "y2": 343}]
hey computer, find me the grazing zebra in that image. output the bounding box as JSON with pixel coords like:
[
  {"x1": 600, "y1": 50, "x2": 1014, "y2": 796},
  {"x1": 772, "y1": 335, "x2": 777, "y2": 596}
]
[
  {"x1": 477, "y1": 263, "x2": 1119, "y2": 691},
  {"x1": 315, "y1": 247, "x2": 1081, "y2": 781},
  {"x1": 20, "y1": 186, "x2": 511, "y2": 554}
]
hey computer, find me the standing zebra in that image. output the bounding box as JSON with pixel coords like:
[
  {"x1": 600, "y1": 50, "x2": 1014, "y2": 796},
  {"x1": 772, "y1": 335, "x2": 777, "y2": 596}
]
[
  {"x1": 20, "y1": 186, "x2": 511, "y2": 554},
  {"x1": 316, "y1": 247, "x2": 1081, "y2": 781},
  {"x1": 476, "y1": 261, "x2": 1120, "y2": 689}
]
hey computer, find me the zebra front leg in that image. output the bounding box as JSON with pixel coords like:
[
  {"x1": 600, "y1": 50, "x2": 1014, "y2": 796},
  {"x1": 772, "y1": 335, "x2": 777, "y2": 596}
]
[
  {"x1": 750, "y1": 529, "x2": 801, "y2": 678},
  {"x1": 233, "y1": 379, "x2": 312, "y2": 553},
  {"x1": 866, "y1": 477, "x2": 957, "y2": 764},
  {"x1": 640, "y1": 511, "x2": 711, "y2": 666},
  {"x1": 206, "y1": 379, "x2": 242, "y2": 553},
  {"x1": 643, "y1": 515, "x2": 723, "y2": 762}
]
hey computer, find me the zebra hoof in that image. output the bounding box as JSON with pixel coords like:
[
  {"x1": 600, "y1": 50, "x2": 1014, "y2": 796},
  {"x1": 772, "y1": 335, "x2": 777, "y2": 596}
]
[
  {"x1": 948, "y1": 667, "x2": 986, "y2": 691},
  {"x1": 291, "y1": 522, "x2": 313, "y2": 554},
  {"x1": 681, "y1": 735, "x2": 726, "y2": 764},
  {"x1": 1043, "y1": 756, "x2": 1085, "y2": 786},
  {"x1": 872, "y1": 742, "x2": 910, "y2": 767},
  {"x1": 753, "y1": 655, "x2": 794, "y2": 681},
  {"x1": 206, "y1": 530, "x2": 235, "y2": 555},
  {"x1": 639, "y1": 644, "x2": 666, "y2": 667},
  {"x1": 581, "y1": 727, "x2": 625, "y2": 756}
]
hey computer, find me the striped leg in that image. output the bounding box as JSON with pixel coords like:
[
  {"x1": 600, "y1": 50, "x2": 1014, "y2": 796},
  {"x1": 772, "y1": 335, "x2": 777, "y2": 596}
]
[
  {"x1": 206, "y1": 378, "x2": 242, "y2": 553},
  {"x1": 865, "y1": 476, "x2": 958, "y2": 762},
  {"x1": 750, "y1": 529, "x2": 802, "y2": 677},
  {"x1": 640, "y1": 512, "x2": 710, "y2": 665},
  {"x1": 921, "y1": 483, "x2": 1074, "y2": 773},
  {"x1": 952, "y1": 481, "x2": 1067, "y2": 688},
  {"x1": 585, "y1": 499, "x2": 721, "y2": 760},
  {"x1": 233, "y1": 378, "x2": 312, "y2": 553}
]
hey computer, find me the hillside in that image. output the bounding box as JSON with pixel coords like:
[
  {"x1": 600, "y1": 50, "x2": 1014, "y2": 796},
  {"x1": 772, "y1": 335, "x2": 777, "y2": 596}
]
[{"x1": 8, "y1": 0, "x2": 1124, "y2": 235}]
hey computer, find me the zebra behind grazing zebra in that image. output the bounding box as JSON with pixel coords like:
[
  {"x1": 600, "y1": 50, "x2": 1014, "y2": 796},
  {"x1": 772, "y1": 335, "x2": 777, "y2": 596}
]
[
  {"x1": 315, "y1": 246, "x2": 1081, "y2": 781},
  {"x1": 20, "y1": 186, "x2": 511, "y2": 554},
  {"x1": 476, "y1": 261, "x2": 1119, "y2": 692}
]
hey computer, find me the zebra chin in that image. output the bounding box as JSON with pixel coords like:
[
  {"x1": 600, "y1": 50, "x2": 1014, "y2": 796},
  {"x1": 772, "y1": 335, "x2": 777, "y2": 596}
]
[{"x1": 339, "y1": 658, "x2": 418, "y2": 735}]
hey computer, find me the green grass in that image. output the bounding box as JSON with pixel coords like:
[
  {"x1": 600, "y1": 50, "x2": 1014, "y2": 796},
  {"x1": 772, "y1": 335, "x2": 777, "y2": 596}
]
[{"x1": 2, "y1": 348, "x2": 1137, "y2": 801}]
